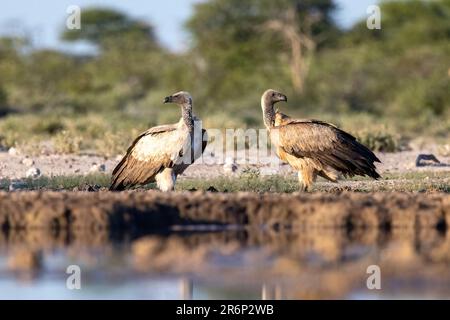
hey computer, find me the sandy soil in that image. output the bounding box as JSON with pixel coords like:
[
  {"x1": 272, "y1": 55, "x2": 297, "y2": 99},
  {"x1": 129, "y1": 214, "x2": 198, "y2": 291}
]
[{"x1": 0, "y1": 148, "x2": 449, "y2": 180}]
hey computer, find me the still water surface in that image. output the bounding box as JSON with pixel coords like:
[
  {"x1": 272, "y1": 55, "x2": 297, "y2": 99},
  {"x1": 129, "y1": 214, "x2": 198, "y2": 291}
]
[{"x1": 0, "y1": 228, "x2": 449, "y2": 299}]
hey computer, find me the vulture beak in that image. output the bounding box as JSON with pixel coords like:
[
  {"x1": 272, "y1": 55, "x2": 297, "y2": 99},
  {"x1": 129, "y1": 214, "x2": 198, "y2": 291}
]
[
  {"x1": 280, "y1": 94, "x2": 287, "y2": 102},
  {"x1": 163, "y1": 96, "x2": 172, "y2": 104}
]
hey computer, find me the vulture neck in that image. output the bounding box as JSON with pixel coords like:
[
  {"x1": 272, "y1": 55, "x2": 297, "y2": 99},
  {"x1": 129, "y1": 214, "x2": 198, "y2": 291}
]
[
  {"x1": 261, "y1": 97, "x2": 275, "y2": 129},
  {"x1": 180, "y1": 103, "x2": 194, "y2": 132}
]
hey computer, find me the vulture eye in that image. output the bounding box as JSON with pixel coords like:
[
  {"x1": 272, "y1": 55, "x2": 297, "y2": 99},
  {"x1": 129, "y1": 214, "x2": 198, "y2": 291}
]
[{"x1": 272, "y1": 93, "x2": 275, "y2": 97}]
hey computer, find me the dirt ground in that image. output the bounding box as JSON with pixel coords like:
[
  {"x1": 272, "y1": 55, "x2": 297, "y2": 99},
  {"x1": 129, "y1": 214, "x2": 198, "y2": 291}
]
[{"x1": 0, "y1": 147, "x2": 449, "y2": 180}]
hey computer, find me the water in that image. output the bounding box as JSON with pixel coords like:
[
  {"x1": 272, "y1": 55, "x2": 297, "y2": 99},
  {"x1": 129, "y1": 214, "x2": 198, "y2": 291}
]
[{"x1": 0, "y1": 228, "x2": 449, "y2": 299}]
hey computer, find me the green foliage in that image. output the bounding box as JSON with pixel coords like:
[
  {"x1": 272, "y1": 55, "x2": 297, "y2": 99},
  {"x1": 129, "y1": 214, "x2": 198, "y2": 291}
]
[
  {"x1": 53, "y1": 130, "x2": 82, "y2": 154},
  {"x1": 176, "y1": 175, "x2": 299, "y2": 193},
  {"x1": 2, "y1": 171, "x2": 448, "y2": 193},
  {"x1": 354, "y1": 130, "x2": 400, "y2": 153},
  {"x1": 0, "y1": 173, "x2": 111, "y2": 191},
  {"x1": 239, "y1": 166, "x2": 261, "y2": 179},
  {"x1": 0, "y1": 86, "x2": 7, "y2": 114},
  {"x1": 0, "y1": 0, "x2": 448, "y2": 155},
  {"x1": 0, "y1": 113, "x2": 146, "y2": 156},
  {"x1": 61, "y1": 8, "x2": 156, "y2": 49},
  {"x1": 185, "y1": 0, "x2": 338, "y2": 102}
]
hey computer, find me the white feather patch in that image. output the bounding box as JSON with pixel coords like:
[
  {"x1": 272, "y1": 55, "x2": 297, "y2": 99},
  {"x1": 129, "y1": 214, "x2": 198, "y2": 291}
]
[{"x1": 132, "y1": 122, "x2": 189, "y2": 162}]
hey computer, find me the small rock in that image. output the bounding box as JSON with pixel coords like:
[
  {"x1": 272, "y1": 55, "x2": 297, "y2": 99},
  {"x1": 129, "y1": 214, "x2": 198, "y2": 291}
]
[
  {"x1": 207, "y1": 186, "x2": 218, "y2": 192},
  {"x1": 223, "y1": 157, "x2": 238, "y2": 174},
  {"x1": 415, "y1": 154, "x2": 441, "y2": 167},
  {"x1": 26, "y1": 167, "x2": 41, "y2": 179},
  {"x1": 22, "y1": 158, "x2": 35, "y2": 167},
  {"x1": 89, "y1": 163, "x2": 106, "y2": 173},
  {"x1": 73, "y1": 184, "x2": 100, "y2": 192},
  {"x1": 84, "y1": 184, "x2": 100, "y2": 192},
  {"x1": 115, "y1": 155, "x2": 123, "y2": 161},
  {"x1": 8, "y1": 147, "x2": 18, "y2": 156},
  {"x1": 9, "y1": 180, "x2": 28, "y2": 191}
]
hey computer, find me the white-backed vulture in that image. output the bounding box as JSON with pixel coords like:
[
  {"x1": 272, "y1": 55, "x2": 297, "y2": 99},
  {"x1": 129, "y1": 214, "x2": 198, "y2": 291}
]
[
  {"x1": 110, "y1": 91, "x2": 207, "y2": 191},
  {"x1": 261, "y1": 89, "x2": 381, "y2": 191}
]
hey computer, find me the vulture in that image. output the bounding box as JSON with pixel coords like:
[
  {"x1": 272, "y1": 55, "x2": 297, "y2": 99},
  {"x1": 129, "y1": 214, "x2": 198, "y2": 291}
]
[
  {"x1": 261, "y1": 89, "x2": 381, "y2": 191},
  {"x1": 110, "y1": 91, "x2": 207, "y2": 191}
]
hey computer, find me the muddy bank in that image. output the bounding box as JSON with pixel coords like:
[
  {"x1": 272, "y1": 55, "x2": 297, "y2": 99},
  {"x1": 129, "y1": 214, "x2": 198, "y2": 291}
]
[{"x1": 0, "y1": 191, "x2": 449, "y2": 231}]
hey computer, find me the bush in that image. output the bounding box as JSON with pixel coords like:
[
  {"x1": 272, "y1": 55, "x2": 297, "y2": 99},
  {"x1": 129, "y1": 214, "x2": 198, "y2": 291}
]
[
  {"x1": 354, "y1": 130, "x2": 401, "y2": 153},
  {"x1": 52, "y1": 130, "x2": 82, "y2": 154}
]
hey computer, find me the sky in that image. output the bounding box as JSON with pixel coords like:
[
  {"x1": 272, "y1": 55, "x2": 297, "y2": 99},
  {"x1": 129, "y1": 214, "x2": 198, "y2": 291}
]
[{"x1": 0, "y1": 0, "x2": 379, "y2": 52}]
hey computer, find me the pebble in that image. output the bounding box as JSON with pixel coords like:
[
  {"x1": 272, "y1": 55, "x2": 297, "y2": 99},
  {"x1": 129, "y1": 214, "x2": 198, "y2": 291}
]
[
  {"x1": 26, "y1": 167, "x2": 41, "y2": 179},
  {"x1": 9, "y1": 180, "x2": 28, "y2": 191},
  {"x1": 89, "y1": 163, "x2": 106, "y2": 173},
  {"x1": 8, "y1": 147, "x2": 18, "y2": 156},
  {"x1": 415, "y1": 154, "x2": 440, "y2": 167},
  {"x1": 22, "y1": 158, "x2": 35, "y2": 167},
  {"x1": 223, "y1": 157, "x2": 238, "y2": 174}
]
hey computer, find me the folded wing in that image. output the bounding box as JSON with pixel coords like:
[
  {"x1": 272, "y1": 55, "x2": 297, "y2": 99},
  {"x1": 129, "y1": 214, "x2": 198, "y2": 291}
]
[
  {"x1": 110, "y1": 124, "x2": 184, "y2": 190},
  {"x1": 272, "y1": 120, "x2": 380, "y2": 179}
]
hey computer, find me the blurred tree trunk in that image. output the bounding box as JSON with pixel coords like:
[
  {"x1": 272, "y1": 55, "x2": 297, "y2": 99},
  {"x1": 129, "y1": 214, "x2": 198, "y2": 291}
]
[{"x1": 265, "y1": 8, "x2": 316, "y2": 94}]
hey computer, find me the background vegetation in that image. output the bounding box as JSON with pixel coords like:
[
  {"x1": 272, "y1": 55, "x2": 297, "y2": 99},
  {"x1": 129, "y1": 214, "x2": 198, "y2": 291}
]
[{"x1": 0, "y1": 0, "x2": 449, "y2": 155}]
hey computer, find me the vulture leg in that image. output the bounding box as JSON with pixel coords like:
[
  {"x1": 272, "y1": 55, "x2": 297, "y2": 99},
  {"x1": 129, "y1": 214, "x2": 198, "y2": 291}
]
[
  {"x1": 297, "y1": 171, "x2": 309, "y2": 192},
  {"x1": 155, "y1": 168, "x2": 176, "y2": 192},
  {"x1": 298, "y1": 164, "x2": 317, "y2": 192}
]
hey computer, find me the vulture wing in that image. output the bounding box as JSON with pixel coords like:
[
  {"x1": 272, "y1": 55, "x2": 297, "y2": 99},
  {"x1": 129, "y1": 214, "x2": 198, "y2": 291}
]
[
  {"x1": 110, "y1": 124, "x2": 187, "y2": 190},
  {"x1": 272, "y1": 120, "x2": 381, "y2": 179},
  {"x1": 172, "y1": 127, "x2": 209, "y2": 176}
]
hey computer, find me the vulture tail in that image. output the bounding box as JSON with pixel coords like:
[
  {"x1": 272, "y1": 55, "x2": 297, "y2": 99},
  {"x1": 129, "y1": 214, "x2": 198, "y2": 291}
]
[
  {"x1": 109, "y1": 182, "x2": 125, "y2": 191},
  {"x1": 344, "y1": 139, "x2": 381, "y2": 179},
  {"x1": 109, "y1": 155, "x2": 130, "y2": 191}
]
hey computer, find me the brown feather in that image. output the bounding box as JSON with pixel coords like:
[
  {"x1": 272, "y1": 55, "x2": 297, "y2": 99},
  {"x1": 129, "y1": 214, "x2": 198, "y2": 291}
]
[
  {"x1": 110, "y1": 121, "x2": 208, "y2": 191},
  {"x1": 110, "y1": 124, "x2": 180, "y2": 191},
  {"x1": 271, "y1": 120, "x2": 380, "y2": 182}
]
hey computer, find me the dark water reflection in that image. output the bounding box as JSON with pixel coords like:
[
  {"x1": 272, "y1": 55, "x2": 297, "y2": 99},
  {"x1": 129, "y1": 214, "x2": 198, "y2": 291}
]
[{"x1": 0, "y1": 227, "x2": 449, "y2": 299}]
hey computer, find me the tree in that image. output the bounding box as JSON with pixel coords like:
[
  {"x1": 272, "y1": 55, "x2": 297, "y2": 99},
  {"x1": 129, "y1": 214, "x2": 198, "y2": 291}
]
[
  {"x1": 187, "y1": 0, "x2": 338, "y2": 95},
  {"x1": 59, "y1": 8, "x2": 170, "y2": 112},
  {"x1": 61, "y1": 8, "x2": 157, "y2": 50}
]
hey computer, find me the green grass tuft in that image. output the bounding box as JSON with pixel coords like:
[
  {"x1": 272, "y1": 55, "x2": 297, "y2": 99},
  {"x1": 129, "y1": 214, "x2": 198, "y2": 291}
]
[{"x1": 1, "y1": 171, "x2": 448, "y2": 193}]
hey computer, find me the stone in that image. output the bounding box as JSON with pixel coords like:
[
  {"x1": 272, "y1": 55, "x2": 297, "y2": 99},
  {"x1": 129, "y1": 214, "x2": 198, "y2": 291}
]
[
  {"x1": 22, "y1": 158, "x2": 35, "y2": 167},
  {"x1": 89, "y1": 163, "x2": 106, "y2": 173},
  {"x1": 415, "y1": 154, "x2": 441, "y2": 167},
  {"x1": 8, "y1": 147, "x2": 18, "y2": 156},
  {"x1": 223, "y1": 157, "x2": 238, "y2": 174},
  {"x1": 26, "y1": 167, "x2": 41, "y2": 178}
]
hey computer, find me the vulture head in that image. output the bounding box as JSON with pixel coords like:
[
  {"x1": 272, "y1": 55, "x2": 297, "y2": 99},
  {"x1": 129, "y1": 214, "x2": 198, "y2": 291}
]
[
  {"x1": 262, "y1": 89, "x2": 287, "y2": 108},
  {"x1": 261, "y1": 89, "x2": 287, "y2": 129},
  {"x1": 163, "y1": 91, "x2": 193, "y2": 107}
]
